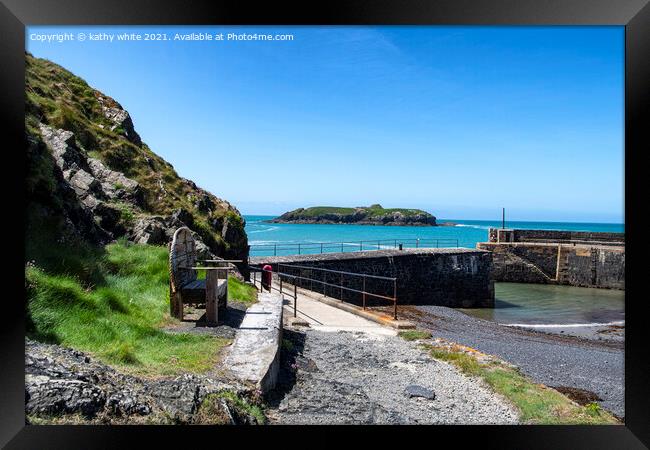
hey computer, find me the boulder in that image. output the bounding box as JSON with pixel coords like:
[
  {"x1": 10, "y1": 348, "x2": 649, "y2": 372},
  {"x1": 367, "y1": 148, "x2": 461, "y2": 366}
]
[
  {"x1": 129, "y1": 216, "x2": 168, "y2": 245},
  {"x1": 193, "y1": 238, "x2": 214, "y2": 260},
  {"x1": 67, "y1": 168, "x2": 102, "y2": 197},
  {"x1": 97, "y1": 96, "x2": 142, "y2": 146},
  {"x1": 169, "y1": 208, "x2": 194, "y2": 228},
  {"x1": 93, "y1": 203, "x2": 124, "y2": 234},
  {"x1": 38, "y1": 125, "x2": 81, "y2": 169},
  {"x1": 194, "y1": 193, "x2": 215, "y2": 214},
  {"x1": 26, "y1": 374, "x2": 107, "y2": 417},
  {"x1": 87, "y1": 158, "x2": 140, "y2": 201},
  {"x1": 404, "y1": 384, "x2": 435, "y2": 400}
]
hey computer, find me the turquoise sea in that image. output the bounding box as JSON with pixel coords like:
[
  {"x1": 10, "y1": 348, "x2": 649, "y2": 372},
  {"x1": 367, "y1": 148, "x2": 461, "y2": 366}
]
[{"x1": 244, "y1": 215, "x2": 624, "y2": 256}]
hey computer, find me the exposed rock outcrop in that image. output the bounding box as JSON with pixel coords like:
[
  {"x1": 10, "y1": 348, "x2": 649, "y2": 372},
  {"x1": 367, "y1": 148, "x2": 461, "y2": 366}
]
[
  {"x1": 26, "y1": 133, "x2": 110, "y2": 245},
  {"x1": 25, "y1": 339, "x2": 263, "y2": 425},
  {"x1": 97, "y1": 95, "x2": 142, "y2": 146}
]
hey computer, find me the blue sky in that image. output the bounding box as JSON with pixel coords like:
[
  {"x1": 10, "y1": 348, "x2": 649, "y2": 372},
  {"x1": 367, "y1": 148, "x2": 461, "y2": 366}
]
[{"x1": 26, "y1": 26, "x2": 624, "y2": 222}]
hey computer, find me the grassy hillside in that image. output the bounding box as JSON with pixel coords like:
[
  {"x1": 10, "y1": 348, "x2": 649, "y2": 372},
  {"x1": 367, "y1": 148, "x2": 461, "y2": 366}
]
[
  {"x1": 294, "y1": 205, "x2": 430, "y2": 218},
  {"x1": 26, "y1": 240, "x2": 256, "y2": 377},
  {"x1": 25, "y1": 52, "x2": 247, "y2": 260}
]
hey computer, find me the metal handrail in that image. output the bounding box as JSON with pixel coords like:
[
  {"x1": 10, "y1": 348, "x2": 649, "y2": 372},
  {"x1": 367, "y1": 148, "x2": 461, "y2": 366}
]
[
  {"x1": 252, "y1": 262, "x2": 399, "y2": 320},
  {"x1": 249, "y1": 265, "x2": 299, "y2": 318},
  {"x1": 249, "y1": 238, "x2": 459, "y2": 257}
]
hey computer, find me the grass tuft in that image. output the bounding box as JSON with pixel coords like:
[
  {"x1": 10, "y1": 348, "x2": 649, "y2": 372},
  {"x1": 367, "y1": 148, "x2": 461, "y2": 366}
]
[
  {"x1": 228, "y1": 277, "x2": 258, "y2": 306},
  {"x1": 398, "y1": 330, "x2": 432, "y2": 341}
]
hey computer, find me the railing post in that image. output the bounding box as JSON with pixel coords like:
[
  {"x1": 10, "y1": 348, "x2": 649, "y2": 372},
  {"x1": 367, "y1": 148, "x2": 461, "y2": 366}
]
[
  {"x1": 280, "y1": 274, "x2": 283, "y2": 295},
  {"x1": 360, "y1": 241, "x2": 363, "y2": 251},
  {"x1": 341, "y1": 243, "x2": 344, "y2": 253},
  {"x1": 362, "y1": 277, "x2": 366, "y2": 310},
  {"x1": 298, "y1": 243, "x2": 301, "y2": 255},
  {"x1": 274, "y1": 244, "x2": 277, "y2": 256},
  {"x1": 393, "y1": 280, "x2": 398, "y2": 320},
  {"x1": 416, "y1": 238, "x2": 419, "y2": 248},
  {"x1": 340, "y1": 272, "x2": 343, "y2": 300},
  {"x1": 294, "y1": 281, "x2": 297, "y2": 318}
]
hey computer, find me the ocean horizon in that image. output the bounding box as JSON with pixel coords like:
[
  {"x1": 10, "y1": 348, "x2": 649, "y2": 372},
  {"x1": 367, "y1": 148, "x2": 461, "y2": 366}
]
[{"x1": 244, "y1": 215, "x2": 624, "y2": 250}]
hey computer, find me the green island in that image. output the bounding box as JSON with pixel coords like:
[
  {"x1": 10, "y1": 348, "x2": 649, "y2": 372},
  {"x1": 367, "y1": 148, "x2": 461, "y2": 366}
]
[{"x1": 269, "y1": 204, "x2": 438, "y2": 226}]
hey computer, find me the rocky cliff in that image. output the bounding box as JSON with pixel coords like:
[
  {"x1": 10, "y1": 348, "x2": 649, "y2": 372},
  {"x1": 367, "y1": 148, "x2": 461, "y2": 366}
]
[
  {"x1": 270, "y1": 204, "x2": 437, "y2": 226},
  {"x1": 25, "y1": 53, "x2": 247, "y2": 263}
]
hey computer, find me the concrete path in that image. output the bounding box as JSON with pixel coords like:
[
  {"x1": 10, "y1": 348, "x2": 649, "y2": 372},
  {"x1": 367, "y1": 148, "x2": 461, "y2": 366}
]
[{"x1": 278, "y1": 284, "x2": 396, "y2": 336}]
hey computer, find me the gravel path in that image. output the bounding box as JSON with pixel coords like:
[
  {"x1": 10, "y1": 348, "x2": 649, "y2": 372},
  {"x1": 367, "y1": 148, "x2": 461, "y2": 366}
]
[
  {"x1": 401, "y1": 305, "x2": 624, "y2": 418},
  {"x1": 267, "y1": 329, "x2": 519, "y2": 424}
]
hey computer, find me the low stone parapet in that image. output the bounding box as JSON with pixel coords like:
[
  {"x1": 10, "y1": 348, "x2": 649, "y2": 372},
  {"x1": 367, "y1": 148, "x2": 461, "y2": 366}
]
[{"x1": 224, "y1": 292, "x2": 283, "y2": 393}]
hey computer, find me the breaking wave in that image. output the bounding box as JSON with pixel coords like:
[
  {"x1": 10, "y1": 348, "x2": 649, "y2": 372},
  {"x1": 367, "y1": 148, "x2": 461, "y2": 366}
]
[{"x1": 501, "y1": 320, "x2": 624, "y2": 329}]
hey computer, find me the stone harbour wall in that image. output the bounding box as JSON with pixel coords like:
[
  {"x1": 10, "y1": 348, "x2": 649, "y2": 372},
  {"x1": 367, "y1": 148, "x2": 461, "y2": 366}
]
[
  {"x1": 488, "y1": 228, "x2": 624, "y2": 245},
  {"x1": 250, "y1": 248, "x2": 494, "y2": 308},
  {"x1": 476, "y1": 241, "x2": 625, "y2": 290}
]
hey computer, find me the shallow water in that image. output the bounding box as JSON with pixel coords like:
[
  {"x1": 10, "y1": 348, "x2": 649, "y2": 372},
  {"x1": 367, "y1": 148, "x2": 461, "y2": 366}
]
[{"x1": 461, "y1": 282, "x2": 624, "y2": 326}]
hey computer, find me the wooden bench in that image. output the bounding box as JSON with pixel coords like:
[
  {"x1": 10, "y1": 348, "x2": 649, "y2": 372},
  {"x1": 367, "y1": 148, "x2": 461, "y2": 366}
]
[{"x1": 169, "y1": 227, "x2": 239, "y2": 325}]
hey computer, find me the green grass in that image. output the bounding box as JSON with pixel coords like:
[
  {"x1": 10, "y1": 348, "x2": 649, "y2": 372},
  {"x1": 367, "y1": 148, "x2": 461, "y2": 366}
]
[
  {"x1": 26, "y1": 240, "x2": 230, "y2": 377},
  {"x1": 228, "y1": 277, "x2": 258, "y2": 306},
  {"x1": 298, "y1": 206, "x2": 357, "y2": 216},
  {"x1": 422, "y1": 344, "x2": 620, "y2": 425},
  {"x1": 283, "y1": 204, "x2": 432, "y2": 218},
  {"x1": 398, "y1": 330, "x2": 433, "y2": 341},
  {"x1": 194, "y1": 271, "x2": 257, "y2": 306},
  {"x1": 365, "y1": 204, "x2": 428, "y2": 218}
]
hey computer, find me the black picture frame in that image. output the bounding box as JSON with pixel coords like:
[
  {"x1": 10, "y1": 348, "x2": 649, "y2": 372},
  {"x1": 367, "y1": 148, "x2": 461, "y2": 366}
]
[{"x1": 1, "y1": 0, "x2": 647, "y2": 447}]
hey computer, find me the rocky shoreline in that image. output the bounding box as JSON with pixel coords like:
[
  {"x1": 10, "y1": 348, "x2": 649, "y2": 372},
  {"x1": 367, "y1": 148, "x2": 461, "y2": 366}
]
[
  {"x1": 25, "y1": 339, "x2": 263, "y2": 425},
  {"x1": 396, "y1": 305, "x2": 625, "y2": 418}
]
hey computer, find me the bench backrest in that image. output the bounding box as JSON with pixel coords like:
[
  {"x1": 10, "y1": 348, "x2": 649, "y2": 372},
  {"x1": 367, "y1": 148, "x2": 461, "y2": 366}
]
[{"x1": 169, "y1": 227, "x2": 197, "y2": 292}]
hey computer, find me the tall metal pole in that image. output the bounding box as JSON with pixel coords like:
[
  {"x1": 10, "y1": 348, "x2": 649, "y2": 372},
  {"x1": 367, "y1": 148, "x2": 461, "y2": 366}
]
[{"x1": 502, "y1": 207, "x2": 505, "y2": 229}]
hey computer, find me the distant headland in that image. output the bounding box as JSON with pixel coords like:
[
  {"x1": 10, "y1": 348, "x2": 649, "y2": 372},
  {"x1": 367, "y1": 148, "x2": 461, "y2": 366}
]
[{"x1": 267, "y1": 204, "x2": 438, "y2": 226}]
